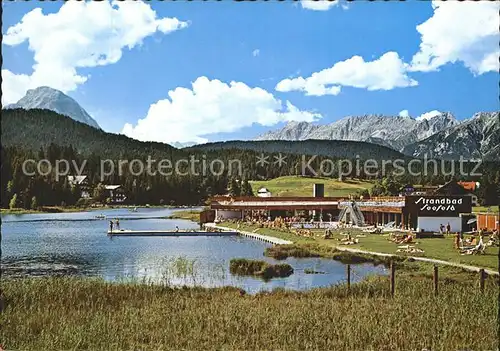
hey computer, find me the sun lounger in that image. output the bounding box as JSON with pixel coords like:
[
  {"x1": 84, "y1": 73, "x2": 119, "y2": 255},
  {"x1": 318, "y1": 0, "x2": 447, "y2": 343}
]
[
  {"x1": 396, "y1": 247, "x2": 424, "y2": 254},
  {"x1": 460, "y1": 239, "x2": 485, "y2": 255},
  {"x1": 340, "y1": 239, "x2": 359, "y2": 245}
]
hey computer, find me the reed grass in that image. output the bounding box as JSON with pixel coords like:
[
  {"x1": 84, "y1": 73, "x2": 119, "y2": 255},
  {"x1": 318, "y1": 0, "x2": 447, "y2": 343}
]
[
  {"x1": 229, "y1": 258, "x2": 294, "y2": 280},
  {"x1": 0, "y1": 276, "x2": 497, "y2": 350}
]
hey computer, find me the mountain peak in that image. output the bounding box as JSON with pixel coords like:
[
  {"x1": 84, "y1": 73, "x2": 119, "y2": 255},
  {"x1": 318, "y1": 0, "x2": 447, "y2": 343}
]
[
  {"x1": 6, "y1": 86, "x2": 101, "y2": 130},
  {"x1": 255, "y1": 113, "x2": 463, "y2": 151}
]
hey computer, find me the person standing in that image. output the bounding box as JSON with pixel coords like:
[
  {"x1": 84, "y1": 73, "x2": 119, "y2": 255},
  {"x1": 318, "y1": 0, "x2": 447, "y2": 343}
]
[
  {"x1": 116, "y1": 219, "x2": 120, "y2": 230},
  {"x1": 446, "y1": 223, "x2": 451, "y2": 235},
  {"x1": 109, "y1": 220, "x2": 114, "y2": 233},
  {"x1": 454, "y1": 232, "x2": 461, "y2": 250}
]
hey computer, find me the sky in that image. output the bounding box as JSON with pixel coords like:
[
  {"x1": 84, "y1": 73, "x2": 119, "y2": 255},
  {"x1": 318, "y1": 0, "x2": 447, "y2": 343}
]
[{"x1": 2, "y1": 0, "x2": 499, "y2": 145}]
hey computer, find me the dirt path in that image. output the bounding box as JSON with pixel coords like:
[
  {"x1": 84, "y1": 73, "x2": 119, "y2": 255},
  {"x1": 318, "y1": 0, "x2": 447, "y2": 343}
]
[{"x1": 334, "y1": 246, "x2": 499, "y2": 276}]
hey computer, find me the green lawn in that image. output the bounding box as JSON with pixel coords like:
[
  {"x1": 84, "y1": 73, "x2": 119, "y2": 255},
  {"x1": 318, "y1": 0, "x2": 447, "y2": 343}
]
[
  {"x1": 222, "y1": 222, "x2": 499, "y2": 270},
  {"x1": 472, "y1": 205, "x2": 499, "y2": 213},
  {"x1": 250, "y1": 176, "x2": 373, "y2": 197},
  {"x1": 352, "y1": 232, "x2": 499, "y2": 270}
]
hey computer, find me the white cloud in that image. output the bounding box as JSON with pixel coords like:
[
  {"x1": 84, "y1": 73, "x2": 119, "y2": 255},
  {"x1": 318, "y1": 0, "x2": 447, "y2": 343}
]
[
  {"x1": 410, "y1": 1, "x2": 500, "y2": 75},
  {"x1": 1, "y1": 0, "x2": 189, "y2": 104},
  {"x1": 275, "y1": 52, "x2": 418, "y2": 96},
  {"x1": 416, "y1": 110, "x2": 441, "y2": 121},
  {"x1": 122, "y1": 77, "x2": 321, "y2": 144},
  {"x1": 252, "y1": 49, "x2": 260, "y2": 57},
  {"x1": 398, "y1": 109, "x2": 409, "y2": 118},
  {"x1": 301, "y1": 0, "x2": 340, "y2": 11}
]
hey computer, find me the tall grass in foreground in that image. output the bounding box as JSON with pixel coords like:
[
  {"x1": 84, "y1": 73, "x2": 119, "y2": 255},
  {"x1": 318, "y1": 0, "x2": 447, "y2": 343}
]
[{"x1": 0, "y1": 276, "x2": 497, "y2": 350}]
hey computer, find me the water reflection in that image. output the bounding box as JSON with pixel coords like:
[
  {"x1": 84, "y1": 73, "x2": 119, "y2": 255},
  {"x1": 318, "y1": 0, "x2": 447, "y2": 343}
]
[{"x1": 2, "y1": 207, "x2": 387, "y2": 293}]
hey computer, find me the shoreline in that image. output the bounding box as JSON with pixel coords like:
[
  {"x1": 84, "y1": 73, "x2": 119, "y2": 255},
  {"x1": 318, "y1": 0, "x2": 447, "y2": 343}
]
[
  {"x1": 165, "y1": 209, "x2": 202, "y2": 222},
  {"x1": 0, "y1": 205, "x2": 200, "y2": 215},
  {"x1": 215, "y1": 222, "x2": 499, "y2": 275}
]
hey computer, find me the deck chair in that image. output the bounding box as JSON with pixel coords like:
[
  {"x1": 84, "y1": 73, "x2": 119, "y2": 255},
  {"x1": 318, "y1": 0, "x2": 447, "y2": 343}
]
[{"x1": 462, "y1": 239, "x2": 485, "y2": 255}]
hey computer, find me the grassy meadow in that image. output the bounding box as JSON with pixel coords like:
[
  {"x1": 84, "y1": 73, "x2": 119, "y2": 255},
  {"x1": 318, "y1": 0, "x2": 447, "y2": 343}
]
[
  {"x1": 472, "y1": 205, "x2": 499, "y2": 213},
  {"x1": 249, "y1": 176, "x2": 373, "y2": 197},
  {"x1": 1, "y1": 275, "x2": 498, "y2": 351}
]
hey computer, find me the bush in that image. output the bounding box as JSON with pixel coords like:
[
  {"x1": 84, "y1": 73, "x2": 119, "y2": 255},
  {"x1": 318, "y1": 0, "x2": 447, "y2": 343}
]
[
  {"x1": 75, "y1": 198, "x2": 93, "y2": 208},
  {"x1": 229, "y1": 259, "x2": 294, "y2": 280},
  {"x1": 265, "y1": 244, "x2": 322, "y2": 260}
]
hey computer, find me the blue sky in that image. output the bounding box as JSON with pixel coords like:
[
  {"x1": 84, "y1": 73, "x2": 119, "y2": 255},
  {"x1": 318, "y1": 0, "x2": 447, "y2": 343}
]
[{"x1": 2, "y1": 0, "x2": 499, "y2": 144}]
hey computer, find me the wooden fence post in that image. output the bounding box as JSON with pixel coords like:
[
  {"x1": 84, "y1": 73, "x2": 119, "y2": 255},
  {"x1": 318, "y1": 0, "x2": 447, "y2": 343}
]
[
  {"x1": 479, "y1": 269, "x2": 486, "y2": 293},
  {"x1": 390, "y1": 260, "x2": 395, "y2": 297},
  {"x1": 433, "y1": 265, "x2": 438, "y2": 296},
  {"x1": 346, "y1": 264, "x2": 351, "y2": 291}
]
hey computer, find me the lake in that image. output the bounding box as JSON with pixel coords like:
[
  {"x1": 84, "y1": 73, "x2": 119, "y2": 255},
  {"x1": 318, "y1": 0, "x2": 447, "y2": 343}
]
[{"x1": 1, "y1": 207, "x2": 386, "y2": 293}]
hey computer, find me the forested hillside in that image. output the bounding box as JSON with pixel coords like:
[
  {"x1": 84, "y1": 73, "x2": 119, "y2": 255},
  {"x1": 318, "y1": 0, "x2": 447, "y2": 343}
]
[
  {"x1": 187, "y1": 139, "x2": 408, "y2": 160},
  {"x1": 1, "y1": 108, "x2": 181, "y2": 159},
  {"x1": 1, "y1": 108, "x2": 498, "y2": 209}
]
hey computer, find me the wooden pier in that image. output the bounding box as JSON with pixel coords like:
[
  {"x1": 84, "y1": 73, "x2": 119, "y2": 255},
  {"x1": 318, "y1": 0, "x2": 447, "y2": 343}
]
[
  {"x1": 107, "y1": 229, "x2": 238, "y2": 237},
  {"x1": 107, "y1": 225, "x2": 293, "y2": 245},
  {"x1": 204, "y1": 223, "x2": 293, "y2": 245}
]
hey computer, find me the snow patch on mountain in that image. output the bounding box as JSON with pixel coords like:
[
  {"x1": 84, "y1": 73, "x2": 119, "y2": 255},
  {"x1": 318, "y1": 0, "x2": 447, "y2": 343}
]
[{"x1": 255, "y1": 112, "x2": 460, "y2": 152}]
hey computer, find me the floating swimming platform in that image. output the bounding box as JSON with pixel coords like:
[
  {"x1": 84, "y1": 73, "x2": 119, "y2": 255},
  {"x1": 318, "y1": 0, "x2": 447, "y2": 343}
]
[{"x1": 107, "y1": 229, "x2": 238, "y2": 237}]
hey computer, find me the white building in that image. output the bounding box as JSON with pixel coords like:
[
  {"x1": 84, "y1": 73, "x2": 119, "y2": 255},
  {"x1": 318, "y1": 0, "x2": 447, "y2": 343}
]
[
  {"x1": 67, "y1": 175, "x2": 91, "y2": 198},
  {"x1": 104, "y1": 185, "x2": 127, "y2": 203},
  {"x1": 257, "y1": 187, "x2": 272, "y2": 198}
]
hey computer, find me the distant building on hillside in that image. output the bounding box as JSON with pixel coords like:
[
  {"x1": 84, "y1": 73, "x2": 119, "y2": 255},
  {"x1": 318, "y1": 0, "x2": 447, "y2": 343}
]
[
  {"x1": 67, "y1": 175, "x2": 91, "y2": 198},
  {"x1": 434, "y1": 180, "x2": 478, "y2": 206},
  {"x1": 457, "y1": 181, "x2": 479, "y2": 192},
  {"x1": 257, "y1": 187, "x2": 272, "y2": 197},
  {"x1": 104, "y1": 185, "x2": 127, "y2": 203},
  {"x1": 399, "y1": 184, "x2": 440, "y2": 196}
]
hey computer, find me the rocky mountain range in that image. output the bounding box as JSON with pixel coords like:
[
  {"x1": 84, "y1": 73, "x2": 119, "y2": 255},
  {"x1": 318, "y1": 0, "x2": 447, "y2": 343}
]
[
  {"x1": 4, "y1": 86, "x2": 101, "y2": 130},
  {"x1": 255, "y1": 112, "x2": 499, "y2": 159},
  {"x1": 402, "y1": 112, "x2": 500, "y2": 161},
  {"x1": 256, "y1": 113, "x2": 460, "y2": 150},
  {"x1": 3, "y1": 86, "x2": 497, "y2": 160}
]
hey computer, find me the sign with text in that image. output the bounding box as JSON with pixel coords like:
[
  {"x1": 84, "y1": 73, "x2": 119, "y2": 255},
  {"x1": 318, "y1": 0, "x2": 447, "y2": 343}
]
[{"x1": 405, "y1": 196, "x2": 472, "y2": 217}]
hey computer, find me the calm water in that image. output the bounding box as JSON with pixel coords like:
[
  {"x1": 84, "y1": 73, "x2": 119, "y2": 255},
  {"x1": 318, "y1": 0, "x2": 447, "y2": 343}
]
[{"x1": 1, "y1": 207, "x2": 386, "y2": 293}]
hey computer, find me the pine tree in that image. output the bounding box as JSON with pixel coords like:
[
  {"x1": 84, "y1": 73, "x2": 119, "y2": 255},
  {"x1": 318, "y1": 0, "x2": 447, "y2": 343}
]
[
  {"x1": 6, "y1": 180, "x2": 14, "y2": 197},
  {"x1": 31, "y1": 196, "x2": 38, "y2": 210},
  {"x1": 229, "y1": 178, "x2": 241, "y2": 197},
  {"x1": 9, "y1": 193, "x2": 18, "y2": 209},
  {"x1": 241, "y1": 179, "x2": 254, "y2": 196},
  {"x1": 93, "y1": 183, "x2": 107, "y2": 203}
]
